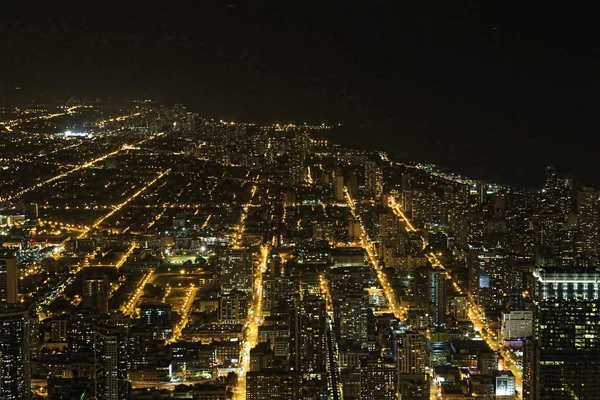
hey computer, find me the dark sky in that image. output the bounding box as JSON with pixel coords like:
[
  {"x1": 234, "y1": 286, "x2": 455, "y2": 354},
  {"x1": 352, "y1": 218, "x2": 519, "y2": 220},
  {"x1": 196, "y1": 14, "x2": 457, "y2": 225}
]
[{"x1": 1, "y1": 2, "x2": 598, "y2": 187}]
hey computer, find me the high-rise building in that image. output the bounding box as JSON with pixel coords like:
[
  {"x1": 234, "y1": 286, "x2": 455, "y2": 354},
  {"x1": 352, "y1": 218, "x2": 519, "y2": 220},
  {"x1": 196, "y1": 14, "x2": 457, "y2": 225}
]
[
  {"x1": 219, "y1": 290, "x2": 249, "y2": 324},
  {"x1": 428, "y1": 269, "x2": 447, "y2": 327},
  {"x1": 69, "y1": 308, "x2": 100, "y2": 355},
  {"x1": 219, "y1": 249, "x2": 253, "y2": 292},
  {"x1": 448, "y1": 294, "x2": 469, "y2": 321},
  {"x1": 378, "y1": 212, "x2": 399, "y2": 239},
  {"x1": 335, "y1": 293, "x2": 369, "y2": 342},
  {"x1": 544, "y1": 165, "x2": 557, "y2": 190},
  {"x1": 293, "y1": 295, "x2": 327, "y2": 372},
  {"x1": 82, "y1": 274, "x2": 109, "y2": 314},
  {"x1": 0, "y1": 307, "x2": 31, "y2": 400},
  {"x1": 94, "y1": 326, "x2": 130, "y2": 400},
  {"x1": 577, "y1": 188, "x2": 600, "y2": 263},
  {"x1": 262, "y1": 275, "x2": 294, "y2": 313},
  {"x1": 139, "y1": 302, "x2": 172, "y2": 326},
  {"x1": 360, "y1": 357, "x2": 397, "y2": 400},
  {"x1": 397, "y1": 331, "x2": 428, "y2": 374},
  {"x1": 524, "y1": 267, "x2": 600, "y2": 400},
  {"x1": 0, "y1": 250, "x2": 18, "y2": 304},
  {"x1": 365, "y1": 161, "x2": 384, "y2": 199},
  {"x1": 334, "y1": 171, "x2": 345, "y2": 201}
]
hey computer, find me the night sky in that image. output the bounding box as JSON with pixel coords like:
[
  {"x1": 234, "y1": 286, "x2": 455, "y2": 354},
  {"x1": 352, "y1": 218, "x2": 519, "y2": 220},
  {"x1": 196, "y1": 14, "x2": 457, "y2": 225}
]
[{"x1": 1, "y1": 2, "x2": 598, "y2": 187}]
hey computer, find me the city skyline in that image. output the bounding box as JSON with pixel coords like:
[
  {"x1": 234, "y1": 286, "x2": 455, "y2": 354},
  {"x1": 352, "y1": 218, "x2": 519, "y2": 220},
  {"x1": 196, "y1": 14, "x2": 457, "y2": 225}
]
[
  {"x1": 2, "y1": 3, "x2": 600, "y2": 400},
  {"x1": 2, "y1": 2, "x2": 599, "y2": 186}
]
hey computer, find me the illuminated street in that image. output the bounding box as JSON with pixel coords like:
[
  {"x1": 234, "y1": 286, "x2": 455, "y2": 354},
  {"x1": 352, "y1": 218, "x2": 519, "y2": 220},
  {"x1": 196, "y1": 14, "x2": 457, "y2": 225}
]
[
  {"x1": 345, "y1": 189, "x2": 406, "y2": 322},
  {"x1": 233, "y1": 245, "x2": 269, "y2": 400}
]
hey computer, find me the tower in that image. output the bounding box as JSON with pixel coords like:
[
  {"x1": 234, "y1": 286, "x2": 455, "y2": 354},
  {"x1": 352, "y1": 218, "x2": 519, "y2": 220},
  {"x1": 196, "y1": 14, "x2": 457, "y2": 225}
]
[
  {"x1": 428, "y1": 269, "x2": 447, "y2": 327},
  {"x1": 94, "y1": 326, "x2": 130, "y2": 400},
  {"x1": 365, "y1": 161, "x2": 383, "y2": 199},
  {"x1": 524, "y1": 267, "x2": 600, "y2": 399},
  {"x1": 577, "y1": 188, "x2": 600, "y2": 264},
  {"x1": 82, "y1": 274, "x2": 109, "y2": 314},
  {"x1": 0, "y1": 307, "x2": 31, "y2": 400},
  {"x1": 0, "y1": 250, "x2": 18, "y2": 304}
]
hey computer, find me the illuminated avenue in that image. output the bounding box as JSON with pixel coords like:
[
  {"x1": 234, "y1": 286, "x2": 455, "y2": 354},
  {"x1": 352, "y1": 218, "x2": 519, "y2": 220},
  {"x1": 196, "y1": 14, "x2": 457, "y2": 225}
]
[{"x1": 0, "y1": 101, "x2": 596, "y2": 400}]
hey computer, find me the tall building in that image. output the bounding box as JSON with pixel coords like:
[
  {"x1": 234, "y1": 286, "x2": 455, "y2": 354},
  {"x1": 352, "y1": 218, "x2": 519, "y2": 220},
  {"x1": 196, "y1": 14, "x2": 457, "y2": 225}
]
[
  {"x1": 544, "y1": 165, "x2": 557, "y2": 190},
  {"x1": 219, "y1": 290, "x2": 249, "y2": 324},
  {"x1": 365, "y1": 161, "x2": 384, "y2": 199},
  {"x1": 82, "y1": 274, "x2": 109, "y2": 314},
  {"x1": 524, "y1": 267, "x2": 600, "y2": 400},
  {"x1": 94, "y1": 326, "x2": 130, "y2": 400},
  {"x1": 262, "y1": 275, "x2": 294, "y2": 313},
  {"x1": 360, "y1": 357, "x2": 397, "y2": 400},
  {"x1": 0, "y1": 307, "x2": 31, "y2": 400},
  {"x1": 335, "y1": 293, "x2": 369, "y2": 342},
  {"x1": 428, "y1": 269, "x2": 447, "y2": 327},
  {"x1": 397, "y1": 331, "x2": 428, "y2": 374},
  {"x1": 0, "y1": 250, "x2": 18, "y2": 304},
  {"x1": 334, "y1": 170, "x2": 345, "y2": 201},
  {"x1": 70, "y1": 308, "x2": 100, "y2": 355},
  {"x1": 139, "y1": 302, "x2": 172, "y2": 326},
  {"x1": 219, "y1": 249, "x2": 253, "y2": 292},
  {"x1": 378, "y1": 212, "x2": 399, "y2": 239},
  {"x1": 577, "y1": 188, "x2": 600, "y2": 263},
  {"x1": 293, "y1": 295, "x2": 327, "y2": 372}
]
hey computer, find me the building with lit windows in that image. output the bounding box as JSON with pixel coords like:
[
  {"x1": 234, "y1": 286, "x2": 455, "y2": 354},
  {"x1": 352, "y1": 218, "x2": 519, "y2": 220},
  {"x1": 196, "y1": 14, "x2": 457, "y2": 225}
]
[
  {"x1": 0, "y1": 307, "x2": 32, "y2": 400},
  {"x1": 365, "y1": 161, "x2": 383, "y2": 199},
  {"x1": 219, "y1": 249, "x2": 253, "y2": 292},
  {"x1": 82, "y1": 274, "x2": 109, "y2": 315},
  {"x1": 0, "y1": 250, "x2": 18, "y2": 304},
  {"x1": 94, "y1": 326, "x2": 130, "y2": 400},
  {"x1": 246, "y1": 370, "x2": 301, "y2": 400},
  {"x1": 524, "y1": 267, "x2": 600, "y2": 400},
  {"x1": 360, "y1": 357, "x2": 397, "y2": 400}
]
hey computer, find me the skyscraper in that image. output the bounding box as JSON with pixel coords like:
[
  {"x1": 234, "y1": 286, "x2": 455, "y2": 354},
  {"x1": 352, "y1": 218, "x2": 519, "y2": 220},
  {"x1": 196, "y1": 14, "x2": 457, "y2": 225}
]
[
  {"x1": 0, "y1": 307, "x2": 31, "y2": 400},
  {"x1": 335, "y1": 293, "x2": 369, "y2": 342},
  {"x1": 82, "y1": 274, "x2": 109, "y2": 314},
  {"x1": 293, "y1": 295, "x2": 327, "y2": 372},
  {"x1": 334, "y1": 169, "x2": 345, "y2": 201},
  {"x1": 94, "y1": 326, "x2": 130, "y2": 400},
  {"x1": 219, "y1": 249, "x2": 253, "y2": 292},
  {"x1": 365, "y1": 161, "x2": 384, "y2": 199},
  {"x1": 577, "y1": 188, "x2": 600, "y2": 264},
  {"x1": 524, "y1": 267, "x2": 600, "y2": 399},
  {"x1": 428, "y1": 269, "x2": 447, "y2": 327},
  {"x1": 397, "y1": 331, "x2": 428, "y2": 374},
  {"x1": 0, "y1": 250, "x2": 18, "y2": 304}
]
